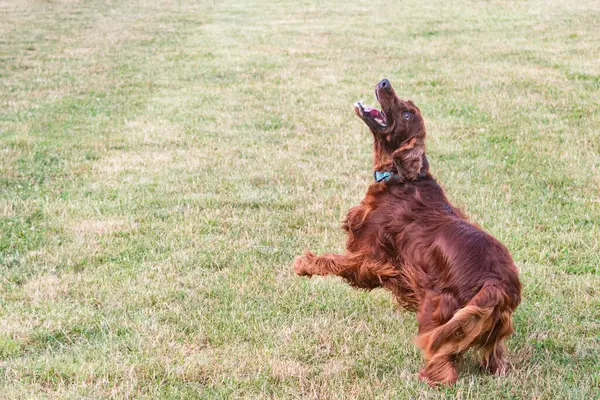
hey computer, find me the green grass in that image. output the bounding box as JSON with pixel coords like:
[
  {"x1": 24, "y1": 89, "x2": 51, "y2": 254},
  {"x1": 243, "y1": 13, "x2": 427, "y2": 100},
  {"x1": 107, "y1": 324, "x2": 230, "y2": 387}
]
[{"x1": 1, "y1": 0, "x2": 599, "y2": 398}]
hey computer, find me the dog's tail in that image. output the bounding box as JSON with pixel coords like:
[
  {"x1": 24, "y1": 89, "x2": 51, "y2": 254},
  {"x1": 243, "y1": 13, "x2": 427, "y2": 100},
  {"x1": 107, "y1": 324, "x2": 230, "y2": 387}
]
[{"x1": 415, "y1": 282, "x2": 514, "y2": 360}]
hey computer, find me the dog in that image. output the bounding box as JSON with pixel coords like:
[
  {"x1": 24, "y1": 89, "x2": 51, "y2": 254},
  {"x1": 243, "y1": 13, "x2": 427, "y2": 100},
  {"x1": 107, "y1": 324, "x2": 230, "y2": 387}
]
[{"x1": 293, "y1": 79, "x2": 521, "y2": 385}]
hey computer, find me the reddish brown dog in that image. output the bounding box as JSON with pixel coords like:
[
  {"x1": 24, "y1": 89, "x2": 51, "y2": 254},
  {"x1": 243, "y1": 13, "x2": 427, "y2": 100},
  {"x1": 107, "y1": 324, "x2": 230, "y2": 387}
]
[{"x1": 294, "y1": 79, "x2": 521, "y2": 385}]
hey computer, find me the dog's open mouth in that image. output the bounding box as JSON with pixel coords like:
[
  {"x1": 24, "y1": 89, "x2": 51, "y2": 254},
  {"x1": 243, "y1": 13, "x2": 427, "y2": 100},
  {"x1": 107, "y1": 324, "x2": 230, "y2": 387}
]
[{"x1": 354, "y1": 100, "x2": 387, "y2": 130}]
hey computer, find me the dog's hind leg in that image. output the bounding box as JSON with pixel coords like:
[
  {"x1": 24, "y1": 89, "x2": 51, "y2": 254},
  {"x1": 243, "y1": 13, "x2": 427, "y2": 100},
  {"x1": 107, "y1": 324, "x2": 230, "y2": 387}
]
[
  {"x1": 293, "y1": 251, "x2": 398, "y2": 289},
  {"x1": 415, "y1": 283, "x2": 514, "y2": 385},
  {"x1": 417, "y1": 291, "x2": 461, "y2": 334},
  {"x1": 480, "y1": 342, "x2": 508, "y2": 375},
  {"x1": 418, "y1": 355, "x2": 458, "y2": 385},
  {"x1": 415, "y1": 292, "x2": 460, "y2": 385},
  {"x1": 479, "y1": 313, "x2": 513, "y2": 375}
]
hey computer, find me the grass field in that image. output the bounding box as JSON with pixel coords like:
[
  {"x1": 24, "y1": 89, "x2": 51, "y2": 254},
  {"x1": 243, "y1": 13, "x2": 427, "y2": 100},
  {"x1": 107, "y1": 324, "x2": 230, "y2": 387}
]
[{"x1": 1, "y1": 0, "x2": 600, "y2": 398}]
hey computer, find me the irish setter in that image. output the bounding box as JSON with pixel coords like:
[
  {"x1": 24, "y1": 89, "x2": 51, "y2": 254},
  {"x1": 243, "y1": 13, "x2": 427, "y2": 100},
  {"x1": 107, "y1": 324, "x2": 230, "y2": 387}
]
[{"x1": 294, "y1": 79, "x2": 521, "y2": 385}]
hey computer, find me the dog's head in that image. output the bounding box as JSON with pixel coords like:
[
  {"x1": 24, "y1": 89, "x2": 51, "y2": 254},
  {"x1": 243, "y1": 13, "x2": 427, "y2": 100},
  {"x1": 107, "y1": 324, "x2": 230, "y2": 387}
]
[
  {"x1": 354, "y1": 78, "x2": 425, "y2": 151},
  {"x1": 354, "y1": 79, "x2": 427, "y2": 179}
]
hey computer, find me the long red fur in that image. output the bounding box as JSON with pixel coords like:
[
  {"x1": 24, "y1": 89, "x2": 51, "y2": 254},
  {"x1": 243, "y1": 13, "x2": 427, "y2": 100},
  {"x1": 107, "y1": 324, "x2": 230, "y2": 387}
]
[{"x1": 294, "y1": 79, "x2": 521, "y2": 385}]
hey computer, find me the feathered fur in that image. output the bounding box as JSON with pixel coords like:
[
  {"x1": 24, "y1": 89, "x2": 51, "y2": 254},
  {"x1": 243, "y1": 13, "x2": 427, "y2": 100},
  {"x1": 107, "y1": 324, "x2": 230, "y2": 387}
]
[{"x1": 294, "y1": 80, "x2": 521, "y2": 385}]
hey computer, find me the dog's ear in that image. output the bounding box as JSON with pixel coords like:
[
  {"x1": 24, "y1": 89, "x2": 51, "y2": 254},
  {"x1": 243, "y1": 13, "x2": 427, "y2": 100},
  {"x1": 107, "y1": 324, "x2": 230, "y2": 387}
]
[{"x1": 392, "y1": 137, "x2": 426, "y2": 181}]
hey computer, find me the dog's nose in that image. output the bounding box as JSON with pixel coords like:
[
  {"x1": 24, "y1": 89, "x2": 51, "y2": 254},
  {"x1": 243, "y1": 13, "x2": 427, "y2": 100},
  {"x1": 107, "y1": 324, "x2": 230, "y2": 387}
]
[{"x1": 378, "y1": 78, "x2": 391, "y2": 91}]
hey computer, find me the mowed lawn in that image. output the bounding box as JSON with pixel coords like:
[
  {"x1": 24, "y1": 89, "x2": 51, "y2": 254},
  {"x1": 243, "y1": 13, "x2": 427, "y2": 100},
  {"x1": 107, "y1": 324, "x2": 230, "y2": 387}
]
[{"x1": 1, "y1": 0, "x2": 599, "y2": 398}]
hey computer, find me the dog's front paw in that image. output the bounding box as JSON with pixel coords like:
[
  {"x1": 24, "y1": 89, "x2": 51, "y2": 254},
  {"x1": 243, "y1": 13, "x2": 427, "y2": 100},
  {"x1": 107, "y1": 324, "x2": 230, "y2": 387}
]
[{"x1": 293, "y1": 252, "x2": 315, "y2": 277}]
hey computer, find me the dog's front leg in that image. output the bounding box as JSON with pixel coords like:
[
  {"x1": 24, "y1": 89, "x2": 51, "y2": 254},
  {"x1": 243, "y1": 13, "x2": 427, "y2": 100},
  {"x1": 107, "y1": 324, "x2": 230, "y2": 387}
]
[
  {"x1": 294, "y1": 252, "x2": 397, "y2": 289},
  {"x1": 293, "y1": 251, "x2": 351, "y2": 277}
]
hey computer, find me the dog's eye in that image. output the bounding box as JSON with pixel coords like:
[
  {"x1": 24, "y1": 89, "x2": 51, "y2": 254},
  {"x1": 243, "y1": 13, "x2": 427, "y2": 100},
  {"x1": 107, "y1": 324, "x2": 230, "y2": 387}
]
[{"x1": 402, "y1": 112, "x2": 412, "y2": 120}]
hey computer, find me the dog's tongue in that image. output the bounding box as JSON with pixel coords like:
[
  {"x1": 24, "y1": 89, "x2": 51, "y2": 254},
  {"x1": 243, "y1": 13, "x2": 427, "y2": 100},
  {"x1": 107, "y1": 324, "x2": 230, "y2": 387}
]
[{"x1": 369, "y1": 109, "x2": 382, "y2": 119}]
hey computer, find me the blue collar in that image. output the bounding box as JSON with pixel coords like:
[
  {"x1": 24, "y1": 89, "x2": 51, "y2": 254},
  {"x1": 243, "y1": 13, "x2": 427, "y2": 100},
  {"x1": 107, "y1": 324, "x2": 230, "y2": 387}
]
[
  {"x1": 373, "y1": 170, "x2": 427, "y2": 183},
  {"x1": 374, "y1": 171, "x2": 395, "y2": 182}
]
